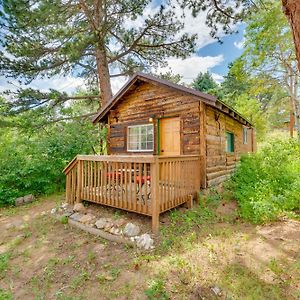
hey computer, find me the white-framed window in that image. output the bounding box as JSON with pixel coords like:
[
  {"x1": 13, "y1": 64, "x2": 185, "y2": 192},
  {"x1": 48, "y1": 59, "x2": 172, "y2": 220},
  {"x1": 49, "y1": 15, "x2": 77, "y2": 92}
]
[
  {"x1": 127, "y1": 124, "x2": 154, "y2": 152},
  {"x1": 243, "y1": 127, "x2": 248, "y2": 144}
]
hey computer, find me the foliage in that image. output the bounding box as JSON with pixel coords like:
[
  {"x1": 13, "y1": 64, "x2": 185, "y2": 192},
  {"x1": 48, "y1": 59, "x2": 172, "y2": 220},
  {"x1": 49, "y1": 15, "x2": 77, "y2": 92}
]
[
  {"x1": 180, "y1": 0, "x2": 256, "y2": 41},
  {"x1": 0, "y1": 289, "x2": 13, "y2": 300},
  {"x1": 231, "y1": 94, "x2": 267, "y2": 139},
  {"x1": 236, "y1": 0, "x2": 300, "y2": 139},
  {"x1": 192, "y1": 71, "x2": 218, "y2": 93},
  {"x1": 0, "y1": 121, "x2": 99, "y2": 206},
  {"x1": 230, "y1": 139, "x2": 300, "y2": 223},
  {"x1": 145, "y1": 278, "x2": 170, "y2": 300},
  {"x1": 0, "y1": 0, "x2": 196, "y2": 106}
]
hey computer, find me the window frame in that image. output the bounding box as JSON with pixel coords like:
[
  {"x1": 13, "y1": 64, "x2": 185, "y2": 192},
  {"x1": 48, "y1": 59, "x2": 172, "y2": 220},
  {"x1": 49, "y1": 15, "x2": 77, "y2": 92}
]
[
  {"x1": 243, "y1": 127, "x2": 248, "y2": 145},
  {"x1": 225, "y1": 131, "x2": 235, "y2": 153},
  {"x1": 127, "y1": 123, "x2": 154, "y2": 152}
]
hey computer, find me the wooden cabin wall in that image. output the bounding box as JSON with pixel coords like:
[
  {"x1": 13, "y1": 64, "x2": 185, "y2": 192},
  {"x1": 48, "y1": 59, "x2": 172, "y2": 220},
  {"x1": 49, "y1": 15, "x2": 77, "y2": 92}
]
[
  {"x1": 108, "y1": 82, "x2": 201, "y2": 155},
  {"x1": 205, "y1": 106, "x2": 254, "y2": 187}
]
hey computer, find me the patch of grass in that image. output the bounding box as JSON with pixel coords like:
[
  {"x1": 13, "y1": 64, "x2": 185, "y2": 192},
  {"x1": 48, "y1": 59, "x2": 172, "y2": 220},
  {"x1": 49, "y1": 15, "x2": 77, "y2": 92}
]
[
  {"x1": 145, "y1": 278, "x2": 170, "y2": 300},
  {"x1": 110, "y1": 267, "x2": 121, "y2": 280},
  {"x1": 221, "y1": 264, "x2": 284, "y2": 299},
  {"x1": 159, "y1": 205, "x2": 216, "y2": 252},
  {"x1": 62, "y1": 255, "x2": 75, "y2": 265},
  {"x1": 0, "y1": 252, "x2": 11, "y2": 279},
  {"x1": 70, "y1": 271, "x2": 90, "y2": 289},
  {"x1": 55, "y1": 292, "x2": 84, "y2": 300},
  {"x1": 23, "y1": 229, "x2": 32, "y2": 238},
  {"x1": 0, "y1": 288, "x2": 13, "y2": 300},
  {"x1": 60, "y1": 215, "x2": 68, "y2": 224},
  {"x1": 42, "y1": 257, "x2": 61, "y2": 286},
  {"x1": 268, "y1": 258, "x2": 284, "y2": 276},
  {"x1": 87, "y1": 250, "x2": 96, "y2": 263},
  {"x1": 204, "y1": 188, "x2": 222, "y2": 208}
]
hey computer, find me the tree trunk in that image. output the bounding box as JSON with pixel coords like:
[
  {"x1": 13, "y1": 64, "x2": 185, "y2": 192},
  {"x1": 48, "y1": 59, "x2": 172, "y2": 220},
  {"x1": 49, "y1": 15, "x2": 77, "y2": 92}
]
[
  {"x1": 95, "y1": 44, "x2": 113, "y2": 108},
  {"x1": 290, "y1": 108, "x2": 295, "y2": 137},
  {"x1": 292, "y1": 72, "x2": 300, "y2": 141},
  {"x1": 282, "y1": 0, "x2": 300, "y2": 70},
  {"x1": 79, "y1": 0, "x2": 113, "y2": 108}
]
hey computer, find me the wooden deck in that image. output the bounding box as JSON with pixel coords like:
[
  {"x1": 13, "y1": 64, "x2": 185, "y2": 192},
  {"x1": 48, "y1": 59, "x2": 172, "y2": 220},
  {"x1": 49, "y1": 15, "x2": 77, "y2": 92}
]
[{"x1": 63, "y1": 155, "x2": 201, "y2": 232}]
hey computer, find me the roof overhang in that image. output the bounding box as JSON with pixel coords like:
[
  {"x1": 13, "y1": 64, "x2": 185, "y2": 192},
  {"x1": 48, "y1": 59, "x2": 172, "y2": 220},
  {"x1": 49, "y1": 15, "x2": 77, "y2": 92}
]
[{"x1": 92, "y1": 72, "x2": 253, "y2": 127}]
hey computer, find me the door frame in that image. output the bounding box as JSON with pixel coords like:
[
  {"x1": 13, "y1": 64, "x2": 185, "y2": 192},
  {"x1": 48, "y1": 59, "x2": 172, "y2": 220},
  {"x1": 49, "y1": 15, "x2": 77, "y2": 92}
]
[{"x1": 157, "y1": 115, "x2": 182, "y2": 156}]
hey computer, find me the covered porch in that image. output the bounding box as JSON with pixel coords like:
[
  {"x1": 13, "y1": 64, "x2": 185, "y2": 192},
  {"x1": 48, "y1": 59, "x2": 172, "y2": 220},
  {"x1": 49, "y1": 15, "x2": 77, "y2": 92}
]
[{"x1": 63, "y1": 155, "x2": 201, "y2": 232}]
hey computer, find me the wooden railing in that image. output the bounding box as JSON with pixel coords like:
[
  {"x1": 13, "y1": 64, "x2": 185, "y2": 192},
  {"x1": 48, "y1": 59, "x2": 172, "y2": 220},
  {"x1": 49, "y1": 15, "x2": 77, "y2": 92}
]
[{"x1": 63, "y1": 155, "x2": 200, "y2": 232}]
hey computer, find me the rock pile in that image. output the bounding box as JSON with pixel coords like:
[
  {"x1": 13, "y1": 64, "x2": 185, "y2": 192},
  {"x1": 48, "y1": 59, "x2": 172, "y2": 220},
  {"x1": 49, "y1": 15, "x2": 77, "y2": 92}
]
[{"x1": 52, "y1": 202, "x2": 155, "y2": 250}]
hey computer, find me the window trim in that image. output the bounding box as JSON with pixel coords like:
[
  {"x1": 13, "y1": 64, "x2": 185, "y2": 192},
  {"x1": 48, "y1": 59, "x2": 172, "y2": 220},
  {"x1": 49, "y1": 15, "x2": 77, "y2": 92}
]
[
  {"x1": 225, "y1": 131, "x2": 235, "y2": 153},
  {"x1": 243, "y1": 127, "x2": 248, "y2": 145},
  {"x1": 127, "y1": 123, "x2": 154, "y2": 152}
]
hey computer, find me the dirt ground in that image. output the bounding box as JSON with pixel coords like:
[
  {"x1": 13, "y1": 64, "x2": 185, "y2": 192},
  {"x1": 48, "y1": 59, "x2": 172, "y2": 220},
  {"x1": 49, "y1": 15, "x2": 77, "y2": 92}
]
[{"x1": 0, "y1": 194, "x2": 299, "y2": 300}]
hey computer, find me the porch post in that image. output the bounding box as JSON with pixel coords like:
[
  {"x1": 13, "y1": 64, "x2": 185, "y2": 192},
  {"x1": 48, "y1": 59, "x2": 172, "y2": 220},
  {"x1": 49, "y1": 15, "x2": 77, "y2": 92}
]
[
  {"x1": 151, "y1": 157, "x2": 160, "y2": 233},
  {"x1": 76, "y1": 160, "x2": 82, "y2": 203}
]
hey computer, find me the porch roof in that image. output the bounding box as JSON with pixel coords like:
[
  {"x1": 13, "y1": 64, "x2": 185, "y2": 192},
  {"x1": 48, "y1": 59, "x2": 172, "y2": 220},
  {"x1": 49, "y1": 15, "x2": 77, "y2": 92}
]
[{"x1": 92, "y1": 72, "x2": 253, "y2": 127}]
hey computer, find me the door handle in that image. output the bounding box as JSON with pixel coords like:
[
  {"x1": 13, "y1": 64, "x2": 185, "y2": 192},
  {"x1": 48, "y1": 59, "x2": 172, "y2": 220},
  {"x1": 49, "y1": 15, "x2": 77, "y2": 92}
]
[{"x1": 161, "y1": 149, "x2": 164, "y2": 152}]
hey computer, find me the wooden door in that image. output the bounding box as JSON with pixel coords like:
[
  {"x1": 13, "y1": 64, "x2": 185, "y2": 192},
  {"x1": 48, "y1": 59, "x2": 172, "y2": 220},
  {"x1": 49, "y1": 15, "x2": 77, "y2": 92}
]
[{"x1": 160, "y1": 117, "x2": 181, "y2": 156}]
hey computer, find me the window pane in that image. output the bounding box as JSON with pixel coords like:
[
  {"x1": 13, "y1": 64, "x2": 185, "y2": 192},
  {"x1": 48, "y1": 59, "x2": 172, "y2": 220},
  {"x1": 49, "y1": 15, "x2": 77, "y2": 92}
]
[
  {"x1": 141, "y1": 141, "x2": 147, "y2": 149},
  {"x1": 243, "y1": 128, "x2": 248, "y2": 144},
  {"x1": 147, "y1": 141, "x2": 153, "y2": 149},
  {"x1": 226, "y1": 132, "x2": 234, "y2": 153},
  {"x1": 128, "y1": 124, "x2": 154, "y2": 151}
]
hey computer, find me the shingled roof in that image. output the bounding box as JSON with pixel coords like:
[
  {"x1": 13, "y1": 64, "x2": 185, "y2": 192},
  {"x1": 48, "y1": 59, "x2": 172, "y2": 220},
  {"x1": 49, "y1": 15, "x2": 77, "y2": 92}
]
[{"x1": 92, "y1": 72, "x2": 253, "y2": 126}]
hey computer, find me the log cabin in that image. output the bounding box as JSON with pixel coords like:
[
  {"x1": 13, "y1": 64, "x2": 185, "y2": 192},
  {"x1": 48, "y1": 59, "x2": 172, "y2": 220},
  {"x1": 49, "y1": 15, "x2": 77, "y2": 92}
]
[{"x1": 64, "y1": 72, "x2": 256, "y2": 232}]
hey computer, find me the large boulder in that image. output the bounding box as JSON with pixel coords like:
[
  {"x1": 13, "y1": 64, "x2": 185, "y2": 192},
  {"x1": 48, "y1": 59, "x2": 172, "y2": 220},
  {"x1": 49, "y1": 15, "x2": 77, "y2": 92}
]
[{"x1": 123, "y1": 223, "x2": 140, "y2": 237}]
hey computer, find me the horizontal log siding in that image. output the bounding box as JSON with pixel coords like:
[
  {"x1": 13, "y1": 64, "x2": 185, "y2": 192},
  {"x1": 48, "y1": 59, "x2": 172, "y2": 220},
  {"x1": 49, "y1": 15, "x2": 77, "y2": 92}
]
[
  {"x1": 108, "y1": 82, "x2": 201, "y2": 155},
  {"x1": 205, "y1": 106, "x2": 254, "y2": 187}
]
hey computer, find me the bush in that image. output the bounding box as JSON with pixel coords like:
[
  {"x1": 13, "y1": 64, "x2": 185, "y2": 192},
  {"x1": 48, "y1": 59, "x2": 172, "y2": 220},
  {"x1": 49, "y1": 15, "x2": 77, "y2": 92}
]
[
  {"x1": 230, "y1": 139, "x2": 300, "y2": 223},
  {"x1": 0, "y1": 122, "x2": 100, "y2": 206}
]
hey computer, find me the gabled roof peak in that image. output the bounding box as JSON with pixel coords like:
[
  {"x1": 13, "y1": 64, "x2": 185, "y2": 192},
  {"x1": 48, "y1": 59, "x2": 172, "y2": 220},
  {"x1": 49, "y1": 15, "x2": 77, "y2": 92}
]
[{"x1": 92, "y1": 72, "x2": 253, "y2": 127}]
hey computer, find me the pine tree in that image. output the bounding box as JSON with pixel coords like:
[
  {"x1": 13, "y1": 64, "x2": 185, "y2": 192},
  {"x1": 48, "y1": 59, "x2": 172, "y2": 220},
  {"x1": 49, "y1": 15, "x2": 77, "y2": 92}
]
[
  {"x1": 0, "y1": 0, "x2": 196, "y2": 108},
  {"x1": 192, "y1": 72, "x2": 218, "y2": 93}
]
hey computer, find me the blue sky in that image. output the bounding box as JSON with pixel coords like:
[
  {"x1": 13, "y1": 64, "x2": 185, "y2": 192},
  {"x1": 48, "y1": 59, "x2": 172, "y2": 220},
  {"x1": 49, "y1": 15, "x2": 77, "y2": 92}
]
[{"x1": 198, "y1": 24, "x2": 245, "y2": 76}]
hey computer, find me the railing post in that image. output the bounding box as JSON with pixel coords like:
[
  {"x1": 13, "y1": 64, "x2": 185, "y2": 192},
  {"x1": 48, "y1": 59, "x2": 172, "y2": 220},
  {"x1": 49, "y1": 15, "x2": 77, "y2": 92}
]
[
  {"x1": 76, "y1": 160, "x2": 82, "y2": 203},
  {"x1": 150, "y1": 157, "x2": 160, "y2": 234}
]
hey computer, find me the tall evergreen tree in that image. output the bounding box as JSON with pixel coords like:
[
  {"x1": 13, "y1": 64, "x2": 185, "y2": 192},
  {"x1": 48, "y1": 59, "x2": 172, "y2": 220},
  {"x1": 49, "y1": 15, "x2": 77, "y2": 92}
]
[
  {"x1": 0, "y1": 0, "x2": 196, "y2": 108},
  {"x1": 192, "y1": 71, "x2": 218, "y2": 93}
]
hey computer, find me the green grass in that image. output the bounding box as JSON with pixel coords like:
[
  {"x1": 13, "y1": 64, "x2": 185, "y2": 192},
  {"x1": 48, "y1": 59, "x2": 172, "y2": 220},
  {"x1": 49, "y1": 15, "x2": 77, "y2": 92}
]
[
  {"x1": 221, "y1": 264, "x2": 284, "y2": 300},
  {"x1": 145, "y1": 278, "x2": 170, "y2": 300},
  {"x1": 0, "y1": 252, "x2": 11, "y2": 279},
  {"x1": 0, "y1": 288, "x2": 13, "y2": 300}
]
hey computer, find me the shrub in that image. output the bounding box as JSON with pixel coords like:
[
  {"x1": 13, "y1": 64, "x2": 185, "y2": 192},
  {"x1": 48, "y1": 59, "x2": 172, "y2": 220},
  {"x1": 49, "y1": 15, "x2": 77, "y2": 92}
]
[
  {"x1": 230, "y1": 139, "x2": 300, "y2": 223},
  {"x1": 0, "y1": 122, "x2": 100, "y2": 206}
]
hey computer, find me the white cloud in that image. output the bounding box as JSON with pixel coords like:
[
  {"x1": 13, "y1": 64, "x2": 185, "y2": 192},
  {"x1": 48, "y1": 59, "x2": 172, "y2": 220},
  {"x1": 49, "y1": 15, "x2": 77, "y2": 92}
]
[
  {"x1": 211, "y1": 73, "x2": 224, "y2": 84},
  {"x1": 111, "y1": 76, "x2": 128, "y2": 94},
  {"x1": 234, "y1": 38, "x2": 245, "y2": 50},
  {"x1": 158, "y1": 54, "x2": 224, "y2": 84}
]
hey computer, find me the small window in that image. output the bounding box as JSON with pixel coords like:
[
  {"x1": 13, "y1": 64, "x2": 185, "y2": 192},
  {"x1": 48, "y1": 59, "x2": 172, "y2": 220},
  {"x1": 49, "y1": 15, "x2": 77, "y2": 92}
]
[
  {"x1": 226, "y1": 132, "x2": 234, "y2": 153},
  {"x1": 243, "y1": 127, "x2": 248, "y2": 144},
  {"x1": 127, "y1": 124, "x2": 154, "y2": 152}
]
